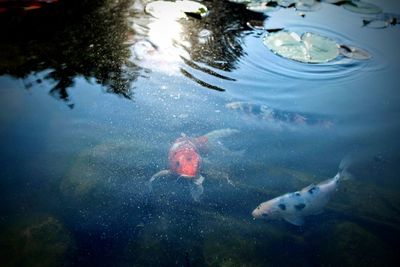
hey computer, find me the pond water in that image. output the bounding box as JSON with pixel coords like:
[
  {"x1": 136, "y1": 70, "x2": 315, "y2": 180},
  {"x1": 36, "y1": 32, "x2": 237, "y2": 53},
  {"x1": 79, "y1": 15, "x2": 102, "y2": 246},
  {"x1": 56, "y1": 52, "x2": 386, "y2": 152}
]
[{"x1": 1, "y1": 0, "x2": 400, "y2": 266}]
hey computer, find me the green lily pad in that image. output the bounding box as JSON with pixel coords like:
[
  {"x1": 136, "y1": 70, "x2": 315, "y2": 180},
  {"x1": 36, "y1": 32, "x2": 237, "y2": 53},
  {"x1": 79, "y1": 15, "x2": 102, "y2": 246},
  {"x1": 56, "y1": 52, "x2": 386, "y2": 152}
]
[
  {"x1": 343, "y1": 1, "x2": 382, "y2": 15},
  {"x1": 263, "y1": 30, "x2": 340, "y2": 63},
  {"x1": 145, "y1": 0, "x2": 208, "y2": 20},
  {"x1": 339, "y1": 45, "x2": 371, "y2": 60}
]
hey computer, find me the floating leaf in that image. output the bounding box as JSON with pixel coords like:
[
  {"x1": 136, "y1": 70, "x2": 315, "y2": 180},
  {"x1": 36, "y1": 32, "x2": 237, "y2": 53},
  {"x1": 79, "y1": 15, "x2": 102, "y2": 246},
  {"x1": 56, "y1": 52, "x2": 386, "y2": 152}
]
[
  {"x1": 264, "y1": 31, "x2": 308, "y2": 62},
  {"x1": 342, "y1": 1, "x2": 382, "y2": 15},
  {"x1": 145, "y1": 0, "x2": 208, "y2": 20},
  {"x1": 246, "y1": 1, "x2": 279, "y2": 13},
  {"x1": 363, "y1": 18, "x2": 389, "y2": 29},
  {"x1": 363, "y1": 13, "x2": 400, "y2": 28},
  {"x1": 295, "y1": 0, "x2": 321, "y2": 12},
  {"x1": 339, "y1": 45, "x2": 371, "y2": 60},
  {"x1": 228, "y1": 0, "x2": 252, "y2": 3},
  {"x1": 263, "y1": 30, "x2": 340, "y2": 63},
  {"x1": 301, "y1": 32, "x2": 339, "y2": 63},
  {"x1": 277, "y1": 0, "x2": 297, "y2": 8}
]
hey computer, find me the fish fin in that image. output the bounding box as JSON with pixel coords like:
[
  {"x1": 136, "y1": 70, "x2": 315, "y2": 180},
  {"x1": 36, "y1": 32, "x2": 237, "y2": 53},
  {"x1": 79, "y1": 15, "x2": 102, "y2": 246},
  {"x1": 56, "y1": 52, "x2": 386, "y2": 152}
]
[
  {"x1": 189, "y1": 175, "x2": 204, "y2": 201},
  {"x1": 147, "y1": 170, "x2": 171, "y2": 192},
  {"x1": 283, "y1": 215, "x2": 305, "y2": 226},
  {"x1": 311, "y1": 209, "x2": 324, "y2": 215}
]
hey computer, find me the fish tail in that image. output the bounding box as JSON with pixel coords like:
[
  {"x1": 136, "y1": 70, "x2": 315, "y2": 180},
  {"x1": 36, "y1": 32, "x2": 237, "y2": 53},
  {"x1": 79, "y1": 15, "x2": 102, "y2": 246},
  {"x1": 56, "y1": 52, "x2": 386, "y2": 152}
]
[
  {"x1": 204, "y1": 128, "x2": 239, "y2": 140},
  {"x1": 338, "y1": 155, "x2": 353, "y2": 181}
]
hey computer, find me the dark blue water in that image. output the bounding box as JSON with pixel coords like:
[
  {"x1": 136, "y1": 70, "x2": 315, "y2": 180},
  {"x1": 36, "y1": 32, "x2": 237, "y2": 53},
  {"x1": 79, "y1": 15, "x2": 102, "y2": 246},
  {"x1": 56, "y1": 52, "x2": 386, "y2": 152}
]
[{"x1": 1, "y1": 0, "x2": 400, "y2": 266}]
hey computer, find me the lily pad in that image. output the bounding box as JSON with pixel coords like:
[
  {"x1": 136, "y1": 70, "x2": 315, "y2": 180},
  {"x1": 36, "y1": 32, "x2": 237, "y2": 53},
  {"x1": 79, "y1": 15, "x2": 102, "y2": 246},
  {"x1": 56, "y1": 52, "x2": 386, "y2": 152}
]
[
  {"x1": 339, "y1": 44, "x2": 371, "y2": 60},
  {"x1": 301, "y1": 32, "x2": 339, "y2": 63},
  {"x1": 263, "y1": 30, "x2": 339, "y2": 63},
  {"x1": 363, "y1": 13, "x2": 400, "y2": 28},
  {"x1": 145, "y1": 0, "x2": 208, "y2": 20},
  {"x1": 295, "y1": 0, "x2": 321, "y2": 12},
  {"x1": 343, "y1": 1, "x2": 382, "y2": 15},
  {"x1": 363, "y1": 18, "x2": 389, "y2": 29},
  {"x1": 277, "y1": 0, "x2": 297, "y2": 8},
  {"x1": 246, "y1": 1, "x2": 279, "y2": 13}
]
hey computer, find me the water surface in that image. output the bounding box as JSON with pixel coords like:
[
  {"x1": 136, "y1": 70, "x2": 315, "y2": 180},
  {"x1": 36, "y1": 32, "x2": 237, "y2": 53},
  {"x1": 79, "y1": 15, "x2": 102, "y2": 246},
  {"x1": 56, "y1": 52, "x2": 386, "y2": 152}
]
[{"x1": 0, "y1": 0, "x2": 400, "y2": 266}]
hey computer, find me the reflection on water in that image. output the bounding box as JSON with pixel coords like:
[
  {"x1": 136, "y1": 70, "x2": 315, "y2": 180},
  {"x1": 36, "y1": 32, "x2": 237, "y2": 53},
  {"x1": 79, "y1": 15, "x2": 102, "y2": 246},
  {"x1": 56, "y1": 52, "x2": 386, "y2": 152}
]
[
  {"x1": 1, "y1": 0, "x2": 400, "y2": 266},
  {"x1": 0, "y1": 0, "x2": 137, "y2": 106}
]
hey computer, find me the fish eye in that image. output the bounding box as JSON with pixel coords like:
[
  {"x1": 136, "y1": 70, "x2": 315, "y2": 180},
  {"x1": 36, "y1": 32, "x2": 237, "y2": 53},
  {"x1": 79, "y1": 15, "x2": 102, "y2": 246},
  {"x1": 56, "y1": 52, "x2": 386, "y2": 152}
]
[{"x1": 261, "y1": 213, "x2": 268, "y2": 218}]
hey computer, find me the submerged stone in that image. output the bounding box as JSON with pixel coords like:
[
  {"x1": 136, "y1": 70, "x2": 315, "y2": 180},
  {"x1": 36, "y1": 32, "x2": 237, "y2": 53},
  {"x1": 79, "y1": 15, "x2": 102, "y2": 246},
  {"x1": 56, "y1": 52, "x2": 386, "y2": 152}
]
[{"x1": 0, "y1": 216, "x2": 72, "y2": 267}]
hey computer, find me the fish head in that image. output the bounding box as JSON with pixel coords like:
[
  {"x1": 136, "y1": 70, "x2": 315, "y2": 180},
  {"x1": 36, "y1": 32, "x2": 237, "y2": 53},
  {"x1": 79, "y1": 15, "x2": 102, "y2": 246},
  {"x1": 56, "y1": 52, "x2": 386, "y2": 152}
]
[
  {"x1": 169, "y1": 147, "x2": 201, "y2": 177},
  {"x1": 252, "y1": 199, "x2": 281, "y2": 220}
]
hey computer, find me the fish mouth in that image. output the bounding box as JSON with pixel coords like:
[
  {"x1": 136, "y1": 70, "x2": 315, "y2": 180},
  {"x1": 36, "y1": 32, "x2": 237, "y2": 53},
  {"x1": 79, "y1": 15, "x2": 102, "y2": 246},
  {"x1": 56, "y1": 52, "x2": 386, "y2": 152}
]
[{"x1": 251, "y1": 209, "x2": 261, "y2": 219}]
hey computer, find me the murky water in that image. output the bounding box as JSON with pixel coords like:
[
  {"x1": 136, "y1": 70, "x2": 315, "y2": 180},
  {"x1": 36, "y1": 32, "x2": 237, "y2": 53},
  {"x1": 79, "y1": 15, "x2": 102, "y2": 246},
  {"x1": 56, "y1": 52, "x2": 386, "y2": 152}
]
[{"x1": 0, "y1": 0, "x2": 399, "y2": 266}]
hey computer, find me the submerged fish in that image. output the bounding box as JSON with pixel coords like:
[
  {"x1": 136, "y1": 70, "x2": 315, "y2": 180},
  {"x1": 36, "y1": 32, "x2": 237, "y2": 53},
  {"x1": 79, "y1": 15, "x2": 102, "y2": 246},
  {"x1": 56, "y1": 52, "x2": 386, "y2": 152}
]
[
  {"x1": 226, "y1": 101, "x2": 333, "y2": 128},
  {"x1": 252, "y1": 159, "x2": 351, "y2": 226},
  {"x1": 148, "y1": 129, "x2": 239, "y2": 201}
]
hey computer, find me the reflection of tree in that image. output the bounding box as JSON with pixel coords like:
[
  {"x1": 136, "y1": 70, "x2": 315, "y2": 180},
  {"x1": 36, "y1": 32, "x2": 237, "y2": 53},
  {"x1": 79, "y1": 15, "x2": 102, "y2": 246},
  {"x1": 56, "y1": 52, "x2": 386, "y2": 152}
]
[
  {"x1": 183, "y1": 1, "x2": 267, "y2": 71},
  {"x1": 0, "y1": 0, "x2": 137, "y2": 106}
]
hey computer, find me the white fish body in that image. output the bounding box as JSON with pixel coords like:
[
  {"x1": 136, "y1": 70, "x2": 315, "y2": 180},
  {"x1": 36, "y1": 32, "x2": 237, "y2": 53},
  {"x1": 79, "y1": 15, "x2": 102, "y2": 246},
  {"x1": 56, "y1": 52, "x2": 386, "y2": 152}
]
[{"x1": 252, "y1": 173, "x2": 342, "y2": 226}]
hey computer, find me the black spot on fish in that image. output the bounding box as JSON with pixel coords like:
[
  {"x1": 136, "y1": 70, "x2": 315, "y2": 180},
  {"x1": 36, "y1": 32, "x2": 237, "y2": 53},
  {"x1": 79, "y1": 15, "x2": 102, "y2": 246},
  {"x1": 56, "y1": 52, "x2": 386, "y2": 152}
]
[
  {"x1": 278, "y1": 204, "x2": 286, "y2": 210},
  {"x1": 308, "y1": 186, "x2": 318, "y2": 194},
  {"x1": 294, "y1": 203, "x2": 306, "y2": 211},
  {"x1": 290, "y1": 192, "x2": 301, "y2": 198},
  {"x1": 175, "y1": 161, "x2": 180, "y2": 167}
]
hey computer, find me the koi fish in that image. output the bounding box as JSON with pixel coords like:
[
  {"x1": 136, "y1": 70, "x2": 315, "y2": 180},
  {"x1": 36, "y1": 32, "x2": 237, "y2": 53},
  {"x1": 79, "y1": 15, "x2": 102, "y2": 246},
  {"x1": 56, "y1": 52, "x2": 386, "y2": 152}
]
[
  {"x1": 226, "y1": 101, "x2": 333, "y2": 128},
  {"x1": 252, "y1": 159, "x2": 351, "y2": 226},
  {"x1": 148, "y1": 128, "x2": 239, "y2": 201}
]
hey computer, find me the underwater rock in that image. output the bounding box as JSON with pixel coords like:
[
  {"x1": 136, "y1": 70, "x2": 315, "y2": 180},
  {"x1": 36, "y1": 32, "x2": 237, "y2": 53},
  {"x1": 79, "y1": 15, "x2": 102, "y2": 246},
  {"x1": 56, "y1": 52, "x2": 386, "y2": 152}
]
[
  {"x1": 145, "y1": 0, "x2": 208, "y2": 20},
  {"x1": 60, "y1": 138, "x2": 154, "y2": 200},
  {"x1": 342, "y1": 1, "x2": 382, "y2": 15},
  {"x1": 263, "y1": 30, "x2": 339, "y2": 63},
  {"x1": 314, "y1": 222, "x2": 396, "y2": 266},
  {"x1": 0, "y1": 215, "x2": 72, "y2": 267}
]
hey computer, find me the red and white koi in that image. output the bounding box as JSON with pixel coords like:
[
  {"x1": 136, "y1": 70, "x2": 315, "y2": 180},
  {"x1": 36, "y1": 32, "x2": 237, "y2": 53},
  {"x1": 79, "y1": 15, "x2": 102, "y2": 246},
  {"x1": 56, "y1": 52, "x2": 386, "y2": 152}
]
[{"x1": 148, "y1": 129, "x2": 239, "y2": 201}]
